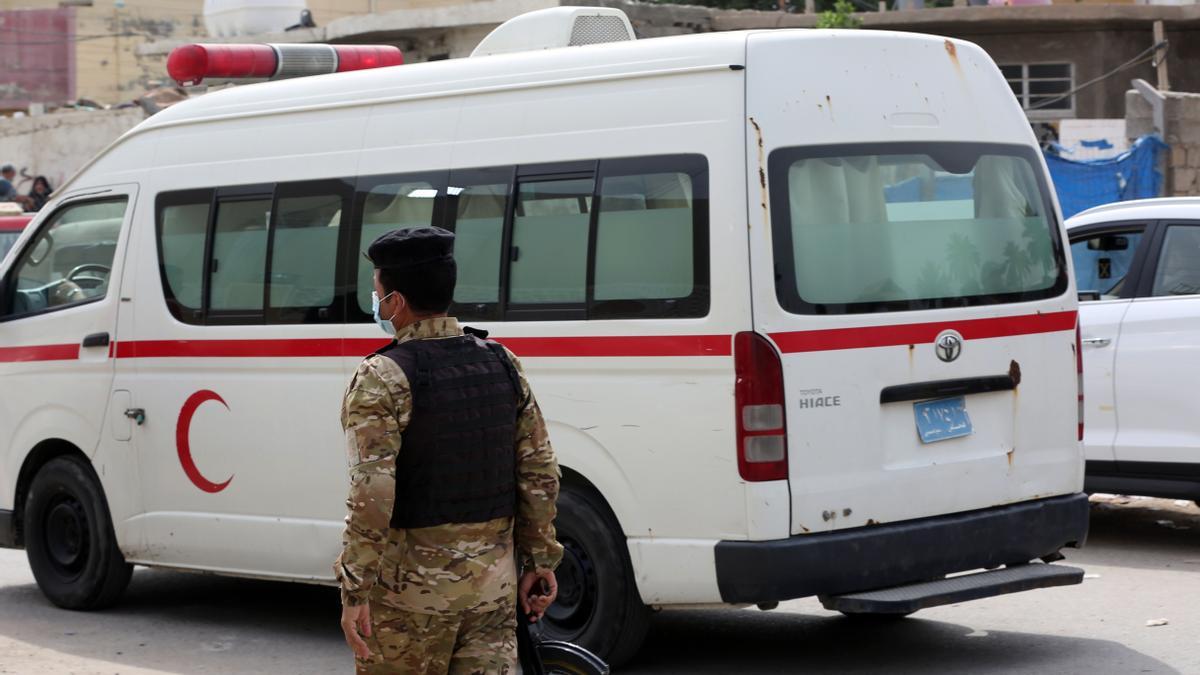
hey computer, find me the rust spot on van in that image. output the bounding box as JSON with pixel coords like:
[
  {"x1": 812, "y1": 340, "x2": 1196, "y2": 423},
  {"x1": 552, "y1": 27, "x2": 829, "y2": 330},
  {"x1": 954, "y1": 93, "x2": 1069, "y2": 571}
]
[
  {"x1": 1007, "y1": 448, "x2": 1015, "y2": 466},
  {"x1": 749, "y1": 117, "x2": 769, "y2": 228},
  {"x1": 842, "y1": 508, "x2": 852, "y2": 518},
  {"x1": 799, "y1": 524, "x2": 811, "y2": 533},
  {"x1": 822, "y1": 510, "x2": 836, "y2": 522},
  {"x1": 1008, "y1": 360, "x2": 1022, "y2": 387},
  {"x1": 944, "y1": 39, "x2": 963, "y2": 76},
  {"x1": 866, "y1": 519, "x2": 881, "y2": 526}
]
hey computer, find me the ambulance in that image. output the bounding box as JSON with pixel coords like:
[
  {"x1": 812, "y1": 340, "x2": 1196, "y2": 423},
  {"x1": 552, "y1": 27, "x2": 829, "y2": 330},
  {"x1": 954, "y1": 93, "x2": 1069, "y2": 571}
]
[{"x1": 0, "y1": 7, "x2": 1088, "y2": 665}]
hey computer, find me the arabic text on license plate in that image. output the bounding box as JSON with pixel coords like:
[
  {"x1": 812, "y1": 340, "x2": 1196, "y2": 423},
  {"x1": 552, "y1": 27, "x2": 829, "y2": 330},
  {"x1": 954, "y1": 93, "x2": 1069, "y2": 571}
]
[{"x1": 914, "y1": 396, "x2": 973, "y2": 444}]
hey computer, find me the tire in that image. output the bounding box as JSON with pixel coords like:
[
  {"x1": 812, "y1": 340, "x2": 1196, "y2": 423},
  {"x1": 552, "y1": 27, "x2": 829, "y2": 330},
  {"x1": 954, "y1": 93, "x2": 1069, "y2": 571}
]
[
  {"x1": 23, "y1": 456, "x2": 132, "y2": 610},
  {"x1": 838, "y1": 610, "x2": 915, "y2": 621},
  {"x1": 537, "y1": 640, "x2": 611, "y2": 675},
  {"x1": 540, "y1": 486, "x2": 650, "y2": 668}
]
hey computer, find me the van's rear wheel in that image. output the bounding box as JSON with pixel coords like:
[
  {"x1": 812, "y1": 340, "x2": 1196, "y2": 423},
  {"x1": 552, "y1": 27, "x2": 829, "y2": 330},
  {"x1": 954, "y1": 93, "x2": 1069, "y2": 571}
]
[
  {"x1": 541, "y1": 486, "x2": 649, "y2": 668},
  {"x1": 24, "y1": 456, "x2": 132, "y2": 609}
]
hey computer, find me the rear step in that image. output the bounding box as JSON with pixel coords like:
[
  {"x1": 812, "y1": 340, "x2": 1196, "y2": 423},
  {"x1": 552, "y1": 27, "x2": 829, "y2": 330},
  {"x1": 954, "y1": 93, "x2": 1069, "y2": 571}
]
[{"x1": 820, "y1": 563, "x2": 1084, "y2": 615}]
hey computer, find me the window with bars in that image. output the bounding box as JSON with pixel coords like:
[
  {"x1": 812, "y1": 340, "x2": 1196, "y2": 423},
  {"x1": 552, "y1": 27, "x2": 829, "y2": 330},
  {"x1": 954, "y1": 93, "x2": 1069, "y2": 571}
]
[{"x1": 1000, "y1": 63, "x2": 1074, "y2": 115}]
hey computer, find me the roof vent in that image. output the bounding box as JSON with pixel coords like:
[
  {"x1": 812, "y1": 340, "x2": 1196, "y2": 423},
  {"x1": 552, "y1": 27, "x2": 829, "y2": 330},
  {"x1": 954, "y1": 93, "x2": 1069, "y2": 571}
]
[{"x1": 470, "y1": 7, "x2": 635, "y2": 58}]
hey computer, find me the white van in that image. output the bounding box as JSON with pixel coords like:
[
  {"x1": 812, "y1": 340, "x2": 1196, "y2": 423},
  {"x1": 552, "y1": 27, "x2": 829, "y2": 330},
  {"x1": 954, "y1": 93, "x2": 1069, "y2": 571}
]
[{"x1": 0, "y1": 8, "x2": 1087, "y2": 665}]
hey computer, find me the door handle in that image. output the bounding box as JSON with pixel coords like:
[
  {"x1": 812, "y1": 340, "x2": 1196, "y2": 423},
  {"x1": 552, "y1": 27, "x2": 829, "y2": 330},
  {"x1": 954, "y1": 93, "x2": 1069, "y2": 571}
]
[
  {"x1": 81, "y1": 332, "x2": 110, "y2": 348},
  {"x1": 1081, "y1": 337, "x2": 1111, "y2": 347}
]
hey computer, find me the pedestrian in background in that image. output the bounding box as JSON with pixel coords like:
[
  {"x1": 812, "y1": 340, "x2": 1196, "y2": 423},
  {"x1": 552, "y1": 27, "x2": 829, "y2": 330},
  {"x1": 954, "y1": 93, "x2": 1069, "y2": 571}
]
[
  {"x1": 0, "y1": 165, "x2": 17, "y2": 203},
  {"x1": 26, "y1": 176, "x2": 52, "y2": 212},
  {"x1": 335, "y1": 226, "x2": 563, "y2": 674}
]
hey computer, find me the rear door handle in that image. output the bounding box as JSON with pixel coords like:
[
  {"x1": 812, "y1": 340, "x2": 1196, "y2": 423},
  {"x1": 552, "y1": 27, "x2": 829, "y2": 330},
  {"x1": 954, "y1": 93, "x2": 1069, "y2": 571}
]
[
  {"x1": 81, "y1": 332, "x2": 110, "y2": 348},
  {"x1": 1081, "y1": 337, "x2": 1111, "y2": 347}
]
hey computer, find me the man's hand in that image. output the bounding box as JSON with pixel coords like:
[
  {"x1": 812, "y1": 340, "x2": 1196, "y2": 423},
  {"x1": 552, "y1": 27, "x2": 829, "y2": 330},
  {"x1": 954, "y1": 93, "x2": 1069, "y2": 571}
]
[
  {"x1": 340, "y1": 603, "x2": 372, "y2": 660},
  {"x1": 519, "y1": 569, "x2": 558, "y2": 622}
]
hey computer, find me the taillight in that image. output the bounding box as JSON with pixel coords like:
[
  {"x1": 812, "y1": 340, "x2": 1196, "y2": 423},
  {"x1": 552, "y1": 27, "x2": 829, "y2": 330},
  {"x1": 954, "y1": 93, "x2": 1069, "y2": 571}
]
[
  {"x1": 735, "y1": 332, "x2": 788, "y2": 482},
  {"x1": 1076, "y1": 322, "x2": 1084, "y2": 442},
  {"x1": 167, "y1": 43, "x2": 403, "y2": 86}
]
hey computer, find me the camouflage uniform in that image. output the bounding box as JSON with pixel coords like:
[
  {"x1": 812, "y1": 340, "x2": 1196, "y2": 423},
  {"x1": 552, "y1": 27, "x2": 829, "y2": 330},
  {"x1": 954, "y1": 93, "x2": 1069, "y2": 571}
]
[{"x1": 335, "y1": 317, "x2": 563, "y2": 675}]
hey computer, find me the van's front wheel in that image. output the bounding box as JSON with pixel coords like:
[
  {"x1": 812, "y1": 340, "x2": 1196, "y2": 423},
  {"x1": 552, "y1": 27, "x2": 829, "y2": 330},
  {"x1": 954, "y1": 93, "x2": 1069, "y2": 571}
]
[
  {"x1": 540, "y1": 486, "x2": 649, "y2": 668},
  {"x1": 24, "y1": 456, "x2": 132, "y2": 609}
]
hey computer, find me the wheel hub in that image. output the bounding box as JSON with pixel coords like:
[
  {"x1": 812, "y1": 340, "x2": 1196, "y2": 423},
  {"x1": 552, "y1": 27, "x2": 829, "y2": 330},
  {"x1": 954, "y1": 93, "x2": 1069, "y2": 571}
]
[
  {"x1": 545, "y1": 536, "x2": 597, "y2": 633},
  {"x1": 44, "y1": 497, "x2": 88, "y2": 577}
]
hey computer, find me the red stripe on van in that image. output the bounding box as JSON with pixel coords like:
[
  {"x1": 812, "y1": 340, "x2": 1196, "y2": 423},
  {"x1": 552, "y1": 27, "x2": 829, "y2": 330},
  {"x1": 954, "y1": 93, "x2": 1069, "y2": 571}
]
[
  {"x1": 114, "y1": 338, "x2": 347, "y2": 359},
  {"x1": 348, "y1": 335, "x2": 733, "y2": 358},
  {"x1": 769, "y1": 310, "x2": 1077, "y2": 354},
  {"x1": 492, "y1": 334, "x2": 732, "y2": 358},
  {"x1": 0, "y1": 343, "x2": 79, "y2": 362},
  {"x1": 108, "y1": 334, "x2": 733, "y2": 359}
]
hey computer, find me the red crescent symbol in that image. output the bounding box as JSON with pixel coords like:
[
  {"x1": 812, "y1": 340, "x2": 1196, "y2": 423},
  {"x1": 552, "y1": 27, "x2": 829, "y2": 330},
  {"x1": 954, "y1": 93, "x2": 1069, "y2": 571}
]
[{"x1": 176, "y1": 390, "x2": 234, "y2": 493}]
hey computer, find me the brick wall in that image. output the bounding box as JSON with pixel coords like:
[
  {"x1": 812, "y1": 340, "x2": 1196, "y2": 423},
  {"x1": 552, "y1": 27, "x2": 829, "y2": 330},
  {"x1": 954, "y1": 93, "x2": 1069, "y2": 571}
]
[{"x1": 1127, "y1": 89, "x2": 1200, "y2": 197}]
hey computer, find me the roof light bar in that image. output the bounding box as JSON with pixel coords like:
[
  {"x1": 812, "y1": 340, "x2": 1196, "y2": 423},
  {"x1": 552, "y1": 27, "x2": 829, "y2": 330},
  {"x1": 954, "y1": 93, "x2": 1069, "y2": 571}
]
[{"x1": 167, "y1": 43, "x2": 404, "y2": 86}]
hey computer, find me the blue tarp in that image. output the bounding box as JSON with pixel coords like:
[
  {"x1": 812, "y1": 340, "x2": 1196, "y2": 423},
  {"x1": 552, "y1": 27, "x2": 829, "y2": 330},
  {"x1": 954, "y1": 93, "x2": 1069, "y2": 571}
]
[{"x1": 1044, "y1": 135, "x2": 1169, "y2": 220}]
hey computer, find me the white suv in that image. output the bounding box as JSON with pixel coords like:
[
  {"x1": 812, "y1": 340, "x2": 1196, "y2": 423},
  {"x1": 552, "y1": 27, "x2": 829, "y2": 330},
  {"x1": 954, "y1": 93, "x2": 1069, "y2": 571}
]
[{"x1": 1067, "y1": 197, "x2": 1200, "y2": 501}]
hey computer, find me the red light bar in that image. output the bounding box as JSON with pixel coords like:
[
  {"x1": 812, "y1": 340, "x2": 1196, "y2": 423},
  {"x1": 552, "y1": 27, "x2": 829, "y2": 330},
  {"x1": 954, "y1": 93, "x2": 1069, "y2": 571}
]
[
  {"x1": 167, "y1": 43, "x2": 403, "y2": 86},
  {"x1": 168, "y1": 44, "x2": 277, "y2": 86},
  {"x1": 333, "y1": 45, "x2": 404, "y2": 72}
]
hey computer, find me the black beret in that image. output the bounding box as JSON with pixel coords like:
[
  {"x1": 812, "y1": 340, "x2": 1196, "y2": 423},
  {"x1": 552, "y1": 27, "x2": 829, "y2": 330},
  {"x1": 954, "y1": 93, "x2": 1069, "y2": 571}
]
[{"x1": 366, "y1": 226, "x2": 455, "y2": 269}]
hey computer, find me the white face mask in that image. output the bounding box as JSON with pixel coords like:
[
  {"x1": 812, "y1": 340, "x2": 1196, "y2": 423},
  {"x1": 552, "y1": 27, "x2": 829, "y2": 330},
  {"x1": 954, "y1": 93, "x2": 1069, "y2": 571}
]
[{"x1": 371, "y1": 290, "x2": 397, "y2": 336}]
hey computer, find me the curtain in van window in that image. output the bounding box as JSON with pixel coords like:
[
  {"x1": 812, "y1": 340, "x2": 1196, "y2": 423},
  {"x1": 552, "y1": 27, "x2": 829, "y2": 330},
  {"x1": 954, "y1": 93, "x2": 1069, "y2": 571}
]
[
  {"x1": 452, "y1": 183, "x2": 506, "y2": 304},
  {"x1": 787, "y1": 156, "x2": 892, "y2": 305},
  {"x1": 509, "y1": 178, "x2": 593, "y2": 305},
  {"x1": 594, "y1": 172, "x2": 694, "y2": 301},
  {"x1": 160, "y1": 203, "x2": 209, "y2": 310},
  {"x1": 210, "y1": 199, "x2": 270, "y2": 312},
  {"x1": 776, "y1": 149, "x2": 1060, "y2": 311},
  {"x1": 270, "y1": 194, "x2": 341, "y2": 308}
]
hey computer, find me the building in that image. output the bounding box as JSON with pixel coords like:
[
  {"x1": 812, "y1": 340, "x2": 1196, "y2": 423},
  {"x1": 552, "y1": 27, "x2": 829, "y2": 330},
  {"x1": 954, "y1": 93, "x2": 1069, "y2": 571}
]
[{"x1": 0, "y1": 0, "x2": 455, "y2": 110}]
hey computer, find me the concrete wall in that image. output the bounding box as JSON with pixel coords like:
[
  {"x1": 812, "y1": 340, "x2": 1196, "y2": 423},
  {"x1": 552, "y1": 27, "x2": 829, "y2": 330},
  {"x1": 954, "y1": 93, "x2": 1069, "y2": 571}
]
[
  {"x1": 0, "y1": 0, "x2": 486, "y2": 106},
  {"x1": 1127, "y1": 89, "x2": 1200, "y2": 197},
  {"x1": 0, "y1": 109, "x2": 144, "y2": 191}
]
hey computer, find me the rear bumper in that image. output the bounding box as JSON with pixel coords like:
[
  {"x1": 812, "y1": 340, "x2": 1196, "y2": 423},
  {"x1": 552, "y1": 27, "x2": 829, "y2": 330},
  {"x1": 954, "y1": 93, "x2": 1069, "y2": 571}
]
[
  {"x1": 0, "y1": 509, "x2": 17, "y2": 549},
  {"x1": 714, "y1": 493, "x2": 1089, "y2": 604}
]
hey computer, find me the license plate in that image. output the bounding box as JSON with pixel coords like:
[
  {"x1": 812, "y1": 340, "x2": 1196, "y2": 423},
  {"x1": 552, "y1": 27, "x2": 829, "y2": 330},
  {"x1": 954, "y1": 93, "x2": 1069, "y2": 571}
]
[{"x1": 914, "y1": 396, "x2": 973, "y2": 444}]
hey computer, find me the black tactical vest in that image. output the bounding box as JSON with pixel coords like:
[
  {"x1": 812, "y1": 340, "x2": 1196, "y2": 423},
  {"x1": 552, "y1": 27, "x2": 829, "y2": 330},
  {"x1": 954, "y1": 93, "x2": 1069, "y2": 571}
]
[{"x1": 374, "y1": 330, "x2": 523, "y2": 530}]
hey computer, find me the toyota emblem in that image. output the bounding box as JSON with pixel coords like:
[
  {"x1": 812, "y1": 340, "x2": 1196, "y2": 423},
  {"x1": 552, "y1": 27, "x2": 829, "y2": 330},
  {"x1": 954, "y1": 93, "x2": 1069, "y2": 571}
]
[{"x1": 935, "y1": 331, "x2": 963, "y2": 363}]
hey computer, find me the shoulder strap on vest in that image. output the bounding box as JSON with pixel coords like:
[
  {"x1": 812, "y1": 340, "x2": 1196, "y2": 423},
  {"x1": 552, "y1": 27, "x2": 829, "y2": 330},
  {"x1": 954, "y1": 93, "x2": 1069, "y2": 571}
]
[{"x1": 485, "y1": 341, "x2": 527, "y2": 410}]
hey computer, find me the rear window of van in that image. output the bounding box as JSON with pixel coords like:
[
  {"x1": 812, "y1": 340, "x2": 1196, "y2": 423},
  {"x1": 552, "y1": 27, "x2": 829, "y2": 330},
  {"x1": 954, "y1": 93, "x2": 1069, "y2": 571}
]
[{"x1": 769, "y1": 143, "x2": 1067, "y2": 315}]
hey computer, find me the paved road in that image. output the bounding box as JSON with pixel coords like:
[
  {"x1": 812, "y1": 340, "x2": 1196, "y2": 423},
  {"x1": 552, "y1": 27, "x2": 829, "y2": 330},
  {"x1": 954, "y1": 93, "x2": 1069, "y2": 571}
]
[{"x1": 1, "y1": 497, "x2": 1197, "y2": 674}]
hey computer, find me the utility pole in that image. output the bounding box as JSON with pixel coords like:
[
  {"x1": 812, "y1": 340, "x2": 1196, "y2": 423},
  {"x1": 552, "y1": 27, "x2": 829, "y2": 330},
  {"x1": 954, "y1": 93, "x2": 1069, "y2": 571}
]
[{"x1": 1153, "y1": 20, "x2": 1170, "y2": 91}]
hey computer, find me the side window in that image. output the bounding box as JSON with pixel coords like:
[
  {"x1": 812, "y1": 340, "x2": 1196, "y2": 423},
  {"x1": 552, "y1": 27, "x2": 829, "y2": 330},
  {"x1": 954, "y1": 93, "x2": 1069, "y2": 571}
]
[
  {"x1": 509, "y1": 177, "x2": 594, "y2": 307},
  {"x1": 1069, "y1": 229, "x2": 1143, "y2": 301},
  {"x1": 209, "y1": 197, "x2": 271, "y2": 315},
  {"x1": 592, "y1": 155, "x2": 709, "y2": 318},
  {"x1": 159, "y1": 196, "x2": 210, "y2": 321},
  {"x1": 446, "y1": 168, "x2": 511, "y2": 321},
  {"x1": 156, "y1": 182, "x2": 348, "y2": 325},
  {"x1": 269, "y1": 182, "x2": 349, "y2": 322},
  {"x1": 1151, "y1": 225, "x2": 1200, "y2": 297},
  {"x1": 392, "y1": 155, "x2": 710, "y2": 322},
  {"x1": 355, "y1": 177, "x2": 442, "y2": 316},
  {"x1": 3, "y1": 198, "x2": 127, "y2": 319}
]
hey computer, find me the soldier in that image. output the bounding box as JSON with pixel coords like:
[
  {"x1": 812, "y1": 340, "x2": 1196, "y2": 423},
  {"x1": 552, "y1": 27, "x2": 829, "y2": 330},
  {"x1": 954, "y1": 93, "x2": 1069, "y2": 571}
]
[{"x1": 335, "y1": 226, "x2": 564, "y2": 674}]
